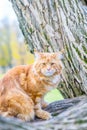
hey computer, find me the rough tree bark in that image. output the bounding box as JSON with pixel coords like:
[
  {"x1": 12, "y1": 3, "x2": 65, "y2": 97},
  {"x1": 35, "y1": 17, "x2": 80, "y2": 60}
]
[
  {"x1": 10, "y1": 0, "x2": 87, "y2": 98},
  {"x1": 2, "y1": 0, "x2": 86, "y2": 129}
]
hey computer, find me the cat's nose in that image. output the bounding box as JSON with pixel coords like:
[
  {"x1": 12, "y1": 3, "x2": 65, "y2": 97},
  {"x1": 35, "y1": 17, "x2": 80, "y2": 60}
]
[{"x1": 47, "y1": 68, "x2": 51, "y2": 71}]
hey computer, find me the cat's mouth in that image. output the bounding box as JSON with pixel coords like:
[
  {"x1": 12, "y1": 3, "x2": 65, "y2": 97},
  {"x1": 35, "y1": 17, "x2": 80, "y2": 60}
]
[{"x1": 41, "y1": 70, "x2": 55, "y2": 77}]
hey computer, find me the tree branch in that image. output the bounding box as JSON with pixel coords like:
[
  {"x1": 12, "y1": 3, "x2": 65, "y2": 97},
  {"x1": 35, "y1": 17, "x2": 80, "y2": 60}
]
[{"x1": 0, "y1": 96, "x2": 86, "y2": 130}]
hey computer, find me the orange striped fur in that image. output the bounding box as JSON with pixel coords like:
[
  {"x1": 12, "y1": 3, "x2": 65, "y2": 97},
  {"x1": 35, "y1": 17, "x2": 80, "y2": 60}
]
[{"x1": 0, "y1": 52, "x2": 63, "y2": 121}]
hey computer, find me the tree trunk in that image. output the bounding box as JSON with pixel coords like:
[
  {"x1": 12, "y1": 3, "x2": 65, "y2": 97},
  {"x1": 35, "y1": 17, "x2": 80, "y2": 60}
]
[
  {"x1": 4, "y1": 0, "x2": 87, "y2": 129},
  {"x1": 10, "y1": 0, "x2": 87, "y2": 98}
]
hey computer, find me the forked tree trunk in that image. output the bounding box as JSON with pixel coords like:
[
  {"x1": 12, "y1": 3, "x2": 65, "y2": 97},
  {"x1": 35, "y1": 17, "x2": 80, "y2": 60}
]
[{"x1": 10, "y1": 0, "x2": 87, "y2": 98}]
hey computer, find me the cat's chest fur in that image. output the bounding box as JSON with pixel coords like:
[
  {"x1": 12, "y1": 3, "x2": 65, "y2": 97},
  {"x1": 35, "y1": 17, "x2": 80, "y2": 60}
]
[
  {"x1": 27, "y1": 75, "x2": 61, "y2": 102},
  {"x1": 32, "y1": 75, "x2": 60, "y2": 93},
  {"x1": 26, "y1": 74, "x2": 60, "y2": 95},
  {"x1": 51, "y1": 75, "x2": 60, "y2": 84},
  {"x1": 44, "y1": 75, "x2": 61, "y2": 91}
]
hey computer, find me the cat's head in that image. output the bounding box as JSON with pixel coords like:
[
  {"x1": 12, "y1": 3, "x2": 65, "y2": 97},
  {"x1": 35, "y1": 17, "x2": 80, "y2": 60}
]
[{"x1": 33, "y1": 51, "x2": 64, "y2": 77}]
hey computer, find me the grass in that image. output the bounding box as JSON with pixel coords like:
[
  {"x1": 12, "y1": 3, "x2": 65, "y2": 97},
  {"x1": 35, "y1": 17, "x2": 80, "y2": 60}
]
[
  {"x1": 0, "y1": 74, "x2": 3, "y2": 78},
  {"x1": 0, "y1": 74, "x2": 63, "y2": 103},
  {"x1": 45, "y1": 89, "x2": 63, "y2": 103}
]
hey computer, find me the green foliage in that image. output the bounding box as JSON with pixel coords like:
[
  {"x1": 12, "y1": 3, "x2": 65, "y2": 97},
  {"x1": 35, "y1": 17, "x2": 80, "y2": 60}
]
[
  {"x1": 0, "y1": 74, "x2": 3, "y2": 78},
  {"x1": 0, "y1": 44, "x2": 11, "y2": 66},
  {"x1": 0, "y1": 31, "x2": 34, "y2": 67}
]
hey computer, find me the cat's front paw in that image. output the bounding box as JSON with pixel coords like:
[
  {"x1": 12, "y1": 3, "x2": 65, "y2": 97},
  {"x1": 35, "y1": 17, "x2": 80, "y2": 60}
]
[{"x1": 35, "y1": 110, "x2": 52, "y2": 120}]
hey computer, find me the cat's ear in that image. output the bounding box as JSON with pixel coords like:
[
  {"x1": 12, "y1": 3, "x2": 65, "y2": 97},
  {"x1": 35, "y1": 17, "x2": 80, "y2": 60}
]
[
  {"x1": 57, "y1": 49, "x2": 64, "y2": 59},
  {"x1": 34, "y1": 52, "x2": 41, "y2": 60}
]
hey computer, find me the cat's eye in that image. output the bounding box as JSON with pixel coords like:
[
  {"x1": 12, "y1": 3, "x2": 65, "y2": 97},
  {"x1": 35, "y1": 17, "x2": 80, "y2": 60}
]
[
  {"x1": 51, "y1": 63, "x2": 55, "y2": 65},
  {"x1": 42, "y1": 63, "x2": 46, "y2": 65}
]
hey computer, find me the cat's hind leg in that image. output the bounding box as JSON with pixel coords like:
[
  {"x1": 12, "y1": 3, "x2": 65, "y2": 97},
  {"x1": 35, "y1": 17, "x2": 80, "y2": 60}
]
[{"x1": 0, "y1": 89, "x2": 35, "y2": 121}]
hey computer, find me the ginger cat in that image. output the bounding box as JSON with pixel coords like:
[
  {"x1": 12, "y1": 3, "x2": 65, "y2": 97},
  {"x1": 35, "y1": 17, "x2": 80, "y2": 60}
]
[{"x1": 0, "y1": 51, "x2": 63, "y2": 121}]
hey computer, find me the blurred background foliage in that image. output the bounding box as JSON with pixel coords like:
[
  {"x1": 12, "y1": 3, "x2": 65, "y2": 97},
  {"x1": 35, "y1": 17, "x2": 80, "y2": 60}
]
[{"x1": 0, "y1": 17, "x2": 34, "y2": 73}]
